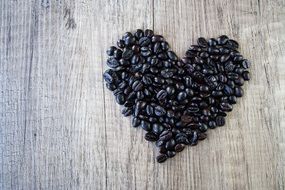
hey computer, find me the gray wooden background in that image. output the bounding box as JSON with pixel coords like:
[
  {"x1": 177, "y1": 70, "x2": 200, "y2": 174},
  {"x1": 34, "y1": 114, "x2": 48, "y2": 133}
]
[{"x1": 0, "y1": 0, "x2": 285, "y2": 189}]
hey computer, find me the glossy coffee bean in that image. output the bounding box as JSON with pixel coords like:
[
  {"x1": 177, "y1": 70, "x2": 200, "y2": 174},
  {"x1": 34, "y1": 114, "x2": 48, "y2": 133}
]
[
  {"x1": 156, "y1": 154, "x2": 168, "y2": 163},
  {"x1": 216, "y1": 116, "x2": 225, "y2": 126},
  {"x1": 145, "y1": 132, "x2": 158, "y2": 141}
]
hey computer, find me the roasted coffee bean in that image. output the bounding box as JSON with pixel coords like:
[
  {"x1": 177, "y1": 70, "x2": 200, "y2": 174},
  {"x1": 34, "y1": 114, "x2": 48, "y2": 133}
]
[
  {"x1": 167, "y1": 51, "x2": 178, "y2": 61},
  {"x1": 167, "y1": 151, "x2": 176, "y2": 158},
  {"x1": 116, "y1": 93, "x2": 125, "y2": 105},
  {"x1": 122, "y1": 107, "x2": 132, "y2": 116},
  {"x1": 235, "y1": 87, "x2": 244, "y2": 97},
  {"x1": 174, "y1": 144, "x2": 185, "y2": 152},
  {"x1": 190, "y1": 131, "x2": 198, "y2": 146},
  {"x1": 132, "y1": 81, "x2": 144, "y2": 91},
  {"x1": 197, "y1": 37, "x2": 208, "y2": 47},
  {"x1": 117, "y1": 40, "x2": 125, "y2": 48},
  {"x1": 165, "y1": 139, "x2": 176, "y2": 150},
  {"x1": 156, "y1": 90, "x2": 168, "y2": 100},
  {"x1": 208, "y1": 121, "x2": 217, "y2": 129},
  {"x1": 156, "y1": 154, "x2": 168, "y2": 163},
  {"x1": 198, "y1": 132, "x2": 207, "y2": 140},
  {"x1": 152, "y1": 35, "x2": 164, "y2": 43},
  {"x1": 145, "y1": 132, "x2": 158, "y2": 141},
  {"x1": 229, "y1": 95, "x2": 237, "y2": 104},
  {"x1": 156, "y1": 140, "x2": 165, "y2": 147},
  {"x1": 132, "y1": 117, "x2": 141, "y2": 128},
  {"x1": 107, "y1": 57, "x2": 120, "y2": 68},
  {"x1": 154, "y1": 105, "x2": 166, "y2": 116},
  {"x1": 139, "y1": 37, "x2": 151, "y2": 46},
  {"x1": 124, "y1": 36, "x2": 136, "y2": 46},
  {"x1": 106, "y1": 46, "x2": 117, "y2": 56},
  {"x1": 113, "y1": 49, "x2": 122, "y2": 59},
  {"x1": 152, "y1": 123, "x2": 164, "y2": 135},
  {"x1": 243, "y1": 71, "x2": 250, "y2": 81},
  {"x1": 159, "y1": 131, "x2": 172, "y2": 141},
  {"x1": 217, "y1": 35, "x2": 229, "y2": 45},
  {"x1": 220, "y1": 102, "x2": 233, "y2": 112},
  {"x1": 141, "y1": 120, "x2": 152, "y2": 131},
  {"x1": 227, "y1": 39, "x2": 239, "y2": 49},
  {"x1": 144, "y1": 29, "x2": 154, "y2": 37},
  {"x1": 198, "y1": 123, "x2": 208, "y2": 132},
  {"x1": 216, "y1": 116, "x2": 225, "y2": 126},
  {"x1": 177, "y1": 92, "x2": 187, "y2": 101},
  {"x1": 220, "y1": 54, "x2": 231, "y2": 63}
]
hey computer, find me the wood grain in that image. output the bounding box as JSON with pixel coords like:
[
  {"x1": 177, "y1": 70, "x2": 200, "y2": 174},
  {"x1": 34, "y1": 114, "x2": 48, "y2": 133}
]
[{"x1": 0, "y1": 0, "x2": 284, "y2": 189}]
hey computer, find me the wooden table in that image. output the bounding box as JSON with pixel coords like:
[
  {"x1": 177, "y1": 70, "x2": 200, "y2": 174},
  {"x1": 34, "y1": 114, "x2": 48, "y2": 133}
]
[{"x1": 1, "y1": 0, "x2": 284, "y2": 189}]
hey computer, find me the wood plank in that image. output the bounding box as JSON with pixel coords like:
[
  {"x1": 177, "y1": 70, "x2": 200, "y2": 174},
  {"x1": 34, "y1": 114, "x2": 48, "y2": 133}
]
[{"x1": 0, "y1": 0, "x2": 284, "y2": 189}]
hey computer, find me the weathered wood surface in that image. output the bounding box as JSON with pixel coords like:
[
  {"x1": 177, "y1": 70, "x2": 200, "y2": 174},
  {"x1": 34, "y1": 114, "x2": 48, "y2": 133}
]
[{"x1": 0, "y1": 0, "x2": 284, "y2": 189}]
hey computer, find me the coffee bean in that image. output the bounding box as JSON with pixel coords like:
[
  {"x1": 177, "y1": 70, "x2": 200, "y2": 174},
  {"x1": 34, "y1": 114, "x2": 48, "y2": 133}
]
[
  {"x1": 217, "y1": 35, "x2": 229, "y2": 45},
  {"x1": 139, "y1": 37, "x2": 151, "y2": 46},
  {"x1": 156, "y1": 154, "x2": 168, "y2": 163},
  {"x1": 174, "y1": 144, "x2": 185, "y2": 152},
  {"x1": 167, "y1": 51, "x2": 178, "y2": 61},
  {"x1": 198, "y1": 132, "x2": 207, "y2": 140},
  {"x1": 235, "y1": 87, "x2": 244, "y2": 97},
  {"x1": 159, "y1": 131, "x2": 172, "y2": 141},
  {"x1": 152, "y1": 123, "x2": 164, "y2": 135},
  {"x1": 197, "y1": 37, "x2": 208, "y2": 47},
  {"x1": 208, "y1": 121, "x2": 217, "y2": 129},
  {"x1": 144, "y1": 29, "x2": 154, "y2": 37},
  {"x1": 152, "y1": 35, "x2": 164, "y2": 43},
  {"x1": 177, "y1": 92, "x2": 187, "y2": 101},
  {"x1": 167, "y1": 151, "x2": 176, "y2": 158},
  {"x1": 107, "y1": 58, "x2": 120, "y2": 68},
  {"x1": 165, "y1": 139, "x2": 176, "y2": 150},
  {"x1": 132, "y1": 81, "x2": 144, "y2": 92},
  {"x1": 156, "y1": 90, "x2": 167, "y2": 100},
  {"x1": 132, "y1": 117, "x2": 141, "y2": 128},
  {"x1": 154, "y1": 105, "x2": 166, "y2": 116},
  {"x1": 216, "y1": 116, "x2": 225, "y2": 126},
  {"x1": 122, "y1": 107, "x2": 132, "y2": 116},
  {"x1": 145, "y1": 132, "x2": 158, "y2": 141},
  {"x1": 141, "y1": 120, "x2": 152, "y2": 131},
  {"x1": 156, "y1": 140, "x2": 165, "y2": 147},
  {"x1": 116, "y1": 93, "x2": 125, "y2": 105},
  {"x1": 106, "y1": 46, "x2": 116, "y2": 56},
  {"x1": 243, "y1": 71, "x2": 250, "y2": 81}
]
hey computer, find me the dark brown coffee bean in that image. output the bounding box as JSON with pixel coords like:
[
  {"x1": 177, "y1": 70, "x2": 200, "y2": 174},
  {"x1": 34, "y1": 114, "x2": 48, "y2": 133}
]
[
  {"x1": 156, "y1": 154, "x2": 168, "y2": 163},
  {"x1": 234, "y1": 87, "x2": 243, "y2": 97},
  {"x1": 140, "y1": 120, "x2": 152, "y2": 131},
  {"x1": 165, "y1": 139, "x2": 176, "y2": 150},
  {"x1": 177, "y1": 92, "x2": 187, "y2": 101},
  {"x1": 144, "y1": 132, "x2": 158, "y2": 141},
  {"x1": 132, "y1": 80, "x2": 144, "y2": 91},
  {"x1": 159, "y1": 130, "x2": 173, "y2": 141},
  {"x1": 243, "y1": 71, "x2": 250, "y2": 80},
  {"x1": 156, "y1": 90, "x2": 167, "y2": 100},
  {"x1": 154, "y1": 105, "x2": 166, "y2": 116},
  {"x1": 107, "y1": 58, "x2": 120, "y2": 68},
  {"x1": 197, "y1": 37, "x2": 208, "y2": 47},
  {"x1": 216, "y1": 116, "x2": 225, "y2": 126},
  {"x1": 139, "y1": 37, "x2": 151, "y2": 46},
  {"x1": 174, "y1": 144, "x2": 185, "y2": 152},
  {"x1": 167, "y1": 151, "x2": 176, "y2": 158},
  {"x1": 217, "y1": 35, "x2": 229, "y2": 45},
  {"x1": 152, "y1": 123, "x2": 164, "y2": 135},
  {"x1": 167, "y1": 51, "x2": 178, "y2": 61}
]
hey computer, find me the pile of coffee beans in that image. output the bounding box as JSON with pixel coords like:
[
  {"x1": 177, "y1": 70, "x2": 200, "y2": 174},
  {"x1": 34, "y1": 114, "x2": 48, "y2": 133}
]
[{"x1": 103, "y1": 29, "x2": 251, "y2": 163}]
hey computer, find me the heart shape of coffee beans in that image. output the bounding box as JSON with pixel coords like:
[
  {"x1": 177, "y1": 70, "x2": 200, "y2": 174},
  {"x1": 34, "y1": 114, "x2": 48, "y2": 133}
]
[{"x1": 103, "y1": 29, "x2": 251, "y2": 163}]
